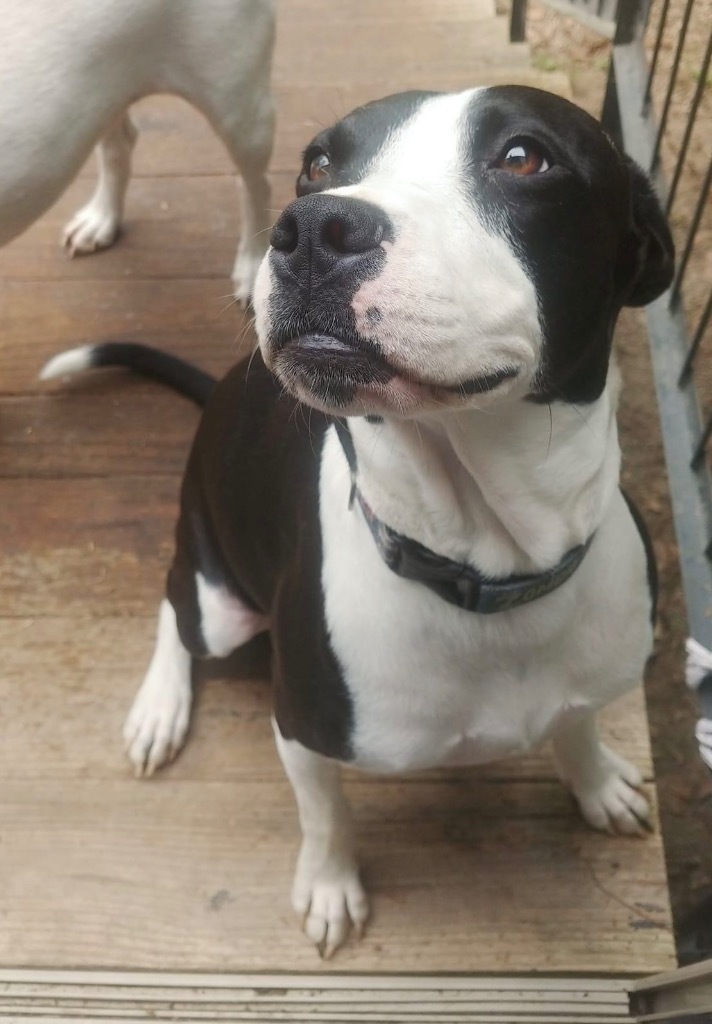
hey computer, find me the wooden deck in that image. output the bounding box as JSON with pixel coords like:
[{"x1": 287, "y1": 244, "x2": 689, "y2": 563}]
[{"x1": 0, "y1": 0, "x2": 675, "y2": 1017}]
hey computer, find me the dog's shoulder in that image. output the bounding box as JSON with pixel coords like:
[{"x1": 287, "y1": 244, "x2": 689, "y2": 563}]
[{"x1": 184, "y1": 355, "x2": 356, "y2": 760}]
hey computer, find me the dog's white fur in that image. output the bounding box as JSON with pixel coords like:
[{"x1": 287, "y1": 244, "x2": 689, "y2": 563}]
[
  {"x1": 195, "y1": 572, "x2": 269, "y2": 658},
  {"x1": 123, "y1": 599, "x2": 192, "y2": 777},
  {"x1": 0, "y1": 0, "x2": 275, "y2": 300},
  {"x1": 119, "y1": 89, "x2": 654, "y2": 957},
  {"x1": 348, "y1": 91, "x2": 542, "y2": 396}
]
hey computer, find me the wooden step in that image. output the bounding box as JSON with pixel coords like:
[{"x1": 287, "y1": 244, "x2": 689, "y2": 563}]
[
  {"x1": 0, "y1": 624, "x2": 671, "y2": 974},
  {"x1": 0, "y1": 970, "x2": 634, "y2": 1022},
  {"x1": 272, "y1": 17, "x2": 532, "y2": 87},
  {"x1": 0, "y1": 0, "x2": 673, "y2": 1013}
]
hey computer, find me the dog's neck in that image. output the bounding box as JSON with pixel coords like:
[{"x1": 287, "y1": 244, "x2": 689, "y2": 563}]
[{"x1": 344, "y1": 375, "x2": 621, "y2": 578}]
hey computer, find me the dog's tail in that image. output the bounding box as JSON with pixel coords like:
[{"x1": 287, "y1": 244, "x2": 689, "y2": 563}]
[{"x1": 39, "y1": 342, "x2": 216, "y2": 408}]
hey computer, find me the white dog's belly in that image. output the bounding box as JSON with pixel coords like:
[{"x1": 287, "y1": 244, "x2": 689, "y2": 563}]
[
  {"x1": 345, "y1": 662, "x2": 574, "y2": 773},
  {"x1": 350, "y1": 714, "x2": 537, "y2": 774}
]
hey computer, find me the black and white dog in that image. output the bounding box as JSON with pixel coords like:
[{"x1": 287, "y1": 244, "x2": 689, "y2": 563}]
[{"x1": 43, "y1": 86, "x2": 674, "y2": 958}]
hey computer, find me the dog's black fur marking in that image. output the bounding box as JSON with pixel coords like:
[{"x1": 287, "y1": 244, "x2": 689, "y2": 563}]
[
  {"x1": 461, "y1": 87, "x2": 674, "y2": 405},
  {"x1": 181, "y1": 355, "x2": 354, "y2": 758}
]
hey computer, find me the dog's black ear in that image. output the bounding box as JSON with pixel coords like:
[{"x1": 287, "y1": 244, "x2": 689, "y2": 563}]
[{"x1": 620, "y1": 157, "x2": 675, "y2": 307}]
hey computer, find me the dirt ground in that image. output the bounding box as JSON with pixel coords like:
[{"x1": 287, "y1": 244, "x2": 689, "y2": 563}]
[{"x1": 526, "y1": 0, "x2": 712, "y2": 961}]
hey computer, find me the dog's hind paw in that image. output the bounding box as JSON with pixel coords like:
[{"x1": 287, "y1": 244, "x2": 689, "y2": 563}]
[
  {"x1": 62, "y1": 202, "x2": 121, "y2": 256},
  {"x1": 292, "y1": 850, "x2": 370, "y2": 959},
  {"x1": 573, "y1": 745, "x2": 651, "y2": 836}
]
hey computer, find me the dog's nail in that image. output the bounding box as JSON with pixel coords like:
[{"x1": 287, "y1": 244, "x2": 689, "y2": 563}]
[{"x1": 635, "y1": 810, "x2": 654, "y2": 833}]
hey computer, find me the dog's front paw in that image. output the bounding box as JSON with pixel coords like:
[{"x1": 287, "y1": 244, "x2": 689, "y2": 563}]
[
  {"x1": 123, "y1": 671, "x2": 191, "y2": 778},
  {"x1": 62, "y1": 203, "x2": 121, "y2": 256},
  {"x1": 292, "y1": 844, "x2": 370, "y2": 959},
  {"x1": 573, "y1": 745, "x2": 651, "y2": 836}
]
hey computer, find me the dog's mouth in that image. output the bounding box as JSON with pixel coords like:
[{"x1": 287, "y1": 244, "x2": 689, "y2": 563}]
[{"x1": 269, "y1": 333, "x2": 519, "y2": 415}]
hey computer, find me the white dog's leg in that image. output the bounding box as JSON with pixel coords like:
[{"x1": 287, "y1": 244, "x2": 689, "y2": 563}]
[
  {"x1": 227, "y1": 108, "x2": 274, "y2": 305},
  {"x1": 231, "y1": 164, "x2": 272, "y2": 306},
  {"x1": 207, "y1": 96, "x2": 275, "y2": 306},
  {"x1": 273, "y1": 721, "x2": 369, "y2": 958},
  {"x1": 63, "y1": 111, "x2": 137, "y2": 256},
  {"x1": 552, "y1": 712, "x2": 651, "y2": 835},
  {"x1": 123, "y1": 599, "x2": 192, "y2": 778}
]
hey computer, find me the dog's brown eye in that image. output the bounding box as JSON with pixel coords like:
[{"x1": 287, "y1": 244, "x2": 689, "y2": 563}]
[
  {"x1": 308, "y1": 153, "x2": 331, "y2": 181},
  {"x1": 496, "y1": 141, "x2": 550, "y2": 176}
]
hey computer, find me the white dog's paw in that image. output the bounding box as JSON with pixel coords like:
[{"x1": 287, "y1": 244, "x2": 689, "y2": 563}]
[
  {"x1": 62, "y1": 202, "x2": 121, "y2": 256},
  {"x1": 573, "y1": 745, "x2": 651, "y2": 836},
  {"x1": 231, "y1": 246, "x2": 264, "y2": 307},
  {"x1": 695, "y1": 718, "x2": 712, "y2": 770},
  {"x1": 123, "y1": 673, "x2": 191, "y2": 778},
  {"x1": 292, "y1": 848, "x2": 370, "y2": 959}
]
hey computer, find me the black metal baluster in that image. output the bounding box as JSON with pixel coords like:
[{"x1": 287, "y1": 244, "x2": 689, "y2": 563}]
[
  {"x1": 670, "y1": 151, "x2": 712, "y2": 306},
  {"x1": 666, "y1": 25, "x2": 712, "y2": 214},
  {"x1": 680, "y1": 289, "x2": 712, "y2": 384}
]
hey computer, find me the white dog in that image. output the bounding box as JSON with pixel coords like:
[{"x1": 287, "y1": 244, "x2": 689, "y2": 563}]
[{"x1": 0, "y1": 0, "x2": 275, "y2": 301}]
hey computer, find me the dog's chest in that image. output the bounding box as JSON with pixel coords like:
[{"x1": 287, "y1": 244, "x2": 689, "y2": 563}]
[{"x1": 318, "y1": 437, "x2": 587, "y2": 773}]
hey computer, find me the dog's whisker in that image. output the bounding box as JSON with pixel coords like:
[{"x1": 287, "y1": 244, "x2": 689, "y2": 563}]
[
  {"x1": 413, "y1": 421, "x2": 425, "y2": 460},
  {"x1": 545, "y1": 402, "x2": 553, "y2": 460},
  {"x1": 243, "y1": 341, "x2": 262, "y2": 389}
]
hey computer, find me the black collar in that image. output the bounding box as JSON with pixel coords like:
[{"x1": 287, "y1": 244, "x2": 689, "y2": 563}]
[{"x1": 333, "y1": 418, "x2": 593, "y2": 615}]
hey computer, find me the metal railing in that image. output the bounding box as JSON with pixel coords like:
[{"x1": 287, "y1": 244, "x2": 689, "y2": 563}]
[
  {"x1": 511, "y1": 0, "x2": 712, "y2": 678},
  {"x1": 511, "y1": 0, "x2": 618, "y2": 41},
  {"x1": 604, "y1": 0, "x2": 712, "y2": 673}
]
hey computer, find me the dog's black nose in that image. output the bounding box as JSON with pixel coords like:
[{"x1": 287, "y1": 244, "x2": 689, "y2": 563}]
[{"x1": 270, "y1": 194, "x2": 391, "y2": 286}]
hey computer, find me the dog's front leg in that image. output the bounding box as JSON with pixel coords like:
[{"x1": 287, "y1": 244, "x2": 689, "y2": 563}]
[
  {"x1": 552, "y1": 711, "x2": 651, "y2": 835},
  {"x1": 273, "y1": 721, "x2": 369, "y2": 958},
  {"x1": 123, "y1": 598, "x2": 192, "y2": 778},
  {"x1": 63, "y1": 111, "x2": 137, "y2": 256}
]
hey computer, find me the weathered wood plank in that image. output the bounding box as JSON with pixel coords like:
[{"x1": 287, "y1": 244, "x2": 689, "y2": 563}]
[
  {"x1": 277, "y1": 0, "x2": 498, "y2": 23},
  {"x1": 0, "y1": 970, "x2": 633, "y2": 1024},
  {"x1": 276, "y1": 22, "x2": 525, "y2": 82},
  {"x1": 0, "y1": 772, "x2": 672, "y2": 973},
  {"x1": 0, "y1": 477, "x2": 178, "y2": 615},
  {"x1": 0, "y1": 277, "x2": 252, "y2": 394},
  {"x1": 0, "y1": 392, "x2": 198, "y2": 479}
]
